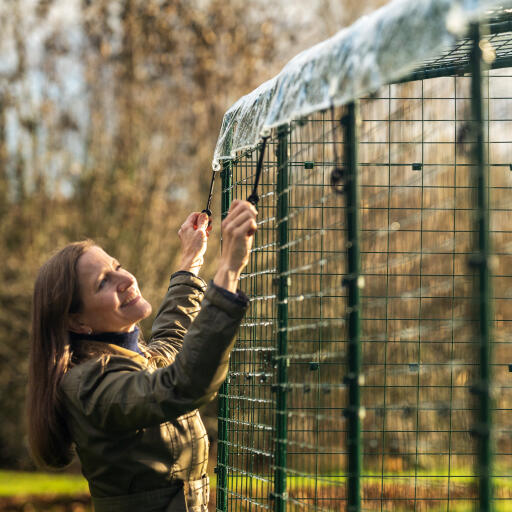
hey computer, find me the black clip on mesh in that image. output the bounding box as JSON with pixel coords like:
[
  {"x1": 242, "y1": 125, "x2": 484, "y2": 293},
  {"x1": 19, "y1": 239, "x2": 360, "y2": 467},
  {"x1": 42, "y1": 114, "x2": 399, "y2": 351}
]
[
  {"x1": 247, "y1": 135, "x2": 270, "y2": 207},
  {"x1": 201, "y1": 172, "x2": 216, "y2": 226}
]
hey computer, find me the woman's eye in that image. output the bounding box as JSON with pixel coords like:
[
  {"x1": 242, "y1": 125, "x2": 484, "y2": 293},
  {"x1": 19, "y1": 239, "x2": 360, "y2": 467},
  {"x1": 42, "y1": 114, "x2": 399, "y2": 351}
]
[{"x1": 98, "y1": 264, "x2": 121, "y2": 290}]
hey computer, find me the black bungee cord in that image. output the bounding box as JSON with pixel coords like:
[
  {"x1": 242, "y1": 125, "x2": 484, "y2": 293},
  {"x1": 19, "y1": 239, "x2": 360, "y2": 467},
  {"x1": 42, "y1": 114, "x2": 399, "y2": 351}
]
[
  {"x1": 247, "y1": 134, "x2": 270, "y2": 207},
  {"x1": 201, "y1": 171, "x2": 216, "y2": 225},
  {"x1": 201, "y1": 134, "x2": 269, "y2": 226}
]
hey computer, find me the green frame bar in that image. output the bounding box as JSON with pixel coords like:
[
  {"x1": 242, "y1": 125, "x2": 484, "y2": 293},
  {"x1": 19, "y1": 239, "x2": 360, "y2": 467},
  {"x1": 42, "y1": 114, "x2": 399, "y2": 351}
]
[
  {"x1": 216, "y1": 160, "x2": 233, "y2": 512},
  {"x1": 274, "y1": 124, "x2": 290, "y2": 512},
  {"x1": 470, "y1": 23, "x2": 494, "y2": 512},
  {"x1": 399, "y1": 55, "x2": 512, "y2": 83},
  {"x1": 344, "y1": 102, "x2": 362, "y2": 512}
]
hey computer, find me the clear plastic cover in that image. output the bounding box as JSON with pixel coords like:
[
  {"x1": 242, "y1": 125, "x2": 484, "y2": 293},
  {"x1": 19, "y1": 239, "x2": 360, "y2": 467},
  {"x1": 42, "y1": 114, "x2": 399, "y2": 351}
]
[{"x1": 212, "y1": 0, "x2": 512, "y2": 170}]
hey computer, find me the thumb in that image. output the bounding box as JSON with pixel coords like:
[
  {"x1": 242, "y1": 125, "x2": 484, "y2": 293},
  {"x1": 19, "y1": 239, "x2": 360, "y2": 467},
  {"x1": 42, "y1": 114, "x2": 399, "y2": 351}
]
[{"x1": 198, "y1": 212, "x2": 209, "y2": 229}]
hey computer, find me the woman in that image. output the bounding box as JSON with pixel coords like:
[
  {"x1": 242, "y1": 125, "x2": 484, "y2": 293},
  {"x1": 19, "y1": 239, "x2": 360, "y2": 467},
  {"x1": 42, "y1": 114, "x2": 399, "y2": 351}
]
[{"x1": 27, "y1": 200, "x2": 257, "y2": 512}]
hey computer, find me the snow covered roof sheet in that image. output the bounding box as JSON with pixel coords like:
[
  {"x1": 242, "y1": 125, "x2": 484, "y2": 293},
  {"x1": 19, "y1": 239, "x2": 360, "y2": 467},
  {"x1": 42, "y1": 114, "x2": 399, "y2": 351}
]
[{"x1": 212, "y1": 0, "x2": 512, "y2": 170}]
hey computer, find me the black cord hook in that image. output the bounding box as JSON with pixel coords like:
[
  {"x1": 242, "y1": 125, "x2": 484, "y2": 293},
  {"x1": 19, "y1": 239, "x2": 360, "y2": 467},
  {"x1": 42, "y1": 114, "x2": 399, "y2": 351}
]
[
  {"x1": 247, "y1": 134, "x2": 270, "y2": 206},
  {"x1": 196, "y1": 167, "x2": 217, "y2": 231},
  {"x1": 330, "y1": 104, "x2": 346, "y2": 195},
  {"x1": 201, "y1": 131, "x2": 268, "y2": 229},
  {"x1": 202, "y1": 171, "x2": 216, "y2": 219}
]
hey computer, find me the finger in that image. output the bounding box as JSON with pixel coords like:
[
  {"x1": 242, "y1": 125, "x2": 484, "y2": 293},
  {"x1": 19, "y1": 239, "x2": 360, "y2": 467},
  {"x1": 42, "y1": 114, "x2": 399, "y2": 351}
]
[
  {"x1": 227, "y1": 200, "x2": 253, "y2": 220},
  {"x1": 225, "y1": 202, "x2": 257, "y2": 223},
  {"x1": 227, "y1": 201, "x2": 258, "y2": 223},
  {"x1": 242, "y1": 200, "x2": 258, "y2": 216},
  {"x1": 186, "y1": 211, "x2": 200, "y2": 223},
  {"x1": 234, "y1": 217, "x2": 258, "y2": 238},
  {"x1": 193, "y1": 221, "x2": 209, "y2": 238},
  {"x1": 183, "y1": 212, "x2": 200, "y2": 229},
  {"x1": 194, "y1": 226, "x2": 209, "y2": 241},
  {"x1": 224, "y1": 209, "x2": 257, "y2": 232},
  {"x1": 233, "y1": 200, "x2": 258, "y2": 216},
  {"x1": 228, "y1": 199, "x2": 242, "y2": 213}
]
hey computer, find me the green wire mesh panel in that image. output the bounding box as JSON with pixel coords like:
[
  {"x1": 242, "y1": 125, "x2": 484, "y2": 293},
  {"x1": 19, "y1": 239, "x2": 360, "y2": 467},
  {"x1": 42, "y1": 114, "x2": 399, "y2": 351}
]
[
  {"x1": 280, "y1": 114, "x2": 350, "y2": 509},
  {"x1": 359, "y1": 77, "x2": 481, "y2": 511},
  {"x1": 216, "y1": 67, "x2": 511, "y2": 512},
  {"x1": 218, "y1": 141, "x2": 279, "y2": 510},
  {"x1": 487, "y1": 68, "x2": 512, "y2": 510}
]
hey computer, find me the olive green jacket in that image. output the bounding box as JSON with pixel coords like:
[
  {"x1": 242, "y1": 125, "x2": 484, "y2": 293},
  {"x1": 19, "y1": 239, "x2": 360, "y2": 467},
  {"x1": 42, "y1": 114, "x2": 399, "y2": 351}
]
[{"x1": 59, "y1": 273, "x2": 248, "y2": 511}]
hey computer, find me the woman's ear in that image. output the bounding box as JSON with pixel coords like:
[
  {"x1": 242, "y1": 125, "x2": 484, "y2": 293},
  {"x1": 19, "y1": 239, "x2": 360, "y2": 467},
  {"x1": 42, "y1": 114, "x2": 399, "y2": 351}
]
[{"x1": 68, "y1": 314, "x2": 91, "y2": 335}]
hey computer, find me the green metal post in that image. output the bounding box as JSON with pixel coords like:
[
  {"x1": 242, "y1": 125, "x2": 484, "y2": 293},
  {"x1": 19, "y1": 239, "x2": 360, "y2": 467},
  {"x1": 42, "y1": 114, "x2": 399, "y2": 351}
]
[
  {"x1": 344, "y1": 102, "x2": 362, "y2": 512},
  {"x1": 274, "y1": 125, "x2": 289, "y2": 512},
  {"x1": 470, "y1": 23, "x2": 493, "y2": 512},
  {"x1": 217, "y1": 160, "x2": 232, "y2": 512}
]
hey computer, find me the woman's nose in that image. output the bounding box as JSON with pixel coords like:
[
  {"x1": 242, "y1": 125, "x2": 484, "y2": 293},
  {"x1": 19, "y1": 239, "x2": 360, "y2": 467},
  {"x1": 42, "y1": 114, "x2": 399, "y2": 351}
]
[{"x1": 117, "y1": 271, "x2": 135, "y2": 292}]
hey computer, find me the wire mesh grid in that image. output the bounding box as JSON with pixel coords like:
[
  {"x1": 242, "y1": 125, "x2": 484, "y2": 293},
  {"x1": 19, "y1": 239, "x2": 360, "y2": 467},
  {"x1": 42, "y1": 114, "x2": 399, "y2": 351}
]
[
  {"x1": 403, "y1": 9, "x2": 512, "y2": 81},
  {"x1": 216, "y1": 42, "x2": 511, "y2": 512}
]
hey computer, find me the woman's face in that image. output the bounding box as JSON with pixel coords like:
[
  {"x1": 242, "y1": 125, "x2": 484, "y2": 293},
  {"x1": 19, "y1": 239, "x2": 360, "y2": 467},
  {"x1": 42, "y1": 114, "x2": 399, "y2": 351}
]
[{"x1": 71, "y1": 246, "x2": 152, "y2": 334}]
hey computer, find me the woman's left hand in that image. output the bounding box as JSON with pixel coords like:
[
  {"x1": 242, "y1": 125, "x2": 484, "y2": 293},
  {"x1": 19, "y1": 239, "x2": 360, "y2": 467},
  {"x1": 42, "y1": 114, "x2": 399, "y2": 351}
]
[{"x1": 177, "y1": 212, "x2": 211, "y2": 276}]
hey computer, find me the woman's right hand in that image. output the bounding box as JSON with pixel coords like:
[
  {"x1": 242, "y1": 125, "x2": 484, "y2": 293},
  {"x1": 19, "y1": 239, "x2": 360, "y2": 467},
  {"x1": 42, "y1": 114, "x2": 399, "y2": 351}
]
[
  {"x1": 177, "y1": 212, "x2": 210, "y2": 276},
  {"x1": 213, "y1": 200, "x2": 258, "y2": 293}
]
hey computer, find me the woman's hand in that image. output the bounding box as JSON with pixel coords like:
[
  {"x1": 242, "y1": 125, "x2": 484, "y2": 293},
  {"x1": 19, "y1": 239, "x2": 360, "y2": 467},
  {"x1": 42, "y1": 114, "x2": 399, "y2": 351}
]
[
  {"x1": 177, "y1": 212, "x2": 210, "y2": 276},
  {"x1": 214, "y1": 200, "x2": 258, "y2": 293}
]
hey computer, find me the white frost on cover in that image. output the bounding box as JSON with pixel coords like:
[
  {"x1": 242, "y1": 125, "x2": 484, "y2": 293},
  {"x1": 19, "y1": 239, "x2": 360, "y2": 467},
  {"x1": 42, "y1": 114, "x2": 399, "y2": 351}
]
[{"x1": 212, "y1": 0, "x2": 512, "y2": 170}]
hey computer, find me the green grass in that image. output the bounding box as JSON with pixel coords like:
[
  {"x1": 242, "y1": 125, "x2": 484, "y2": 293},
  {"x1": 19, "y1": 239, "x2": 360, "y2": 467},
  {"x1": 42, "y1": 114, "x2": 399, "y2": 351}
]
[
  {"x1": 219, "y1": 467, "x2": 512, "y2": 508},
  {"x1": 0, "y1": 469, "x2": 219, "y2": 498},
  {"x1": 0, "y1": 470, "x2": 89, "y2": 496}
]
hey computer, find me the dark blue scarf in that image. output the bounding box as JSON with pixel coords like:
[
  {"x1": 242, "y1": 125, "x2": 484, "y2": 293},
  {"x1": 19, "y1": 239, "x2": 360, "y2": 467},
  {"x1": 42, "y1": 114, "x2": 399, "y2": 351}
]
[{"x1": 69, "y1": 327, "x2": 142, "y2": 354}]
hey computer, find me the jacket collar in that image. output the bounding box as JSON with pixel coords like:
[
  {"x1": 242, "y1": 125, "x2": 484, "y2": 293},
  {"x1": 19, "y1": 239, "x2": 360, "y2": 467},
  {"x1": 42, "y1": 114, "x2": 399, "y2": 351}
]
[
  {"x1": 69, "y1": 328, "x2": 143, "y2": 354},
  {"x1": 72, "y1": 340, "x2": 150, "y2": 366}
]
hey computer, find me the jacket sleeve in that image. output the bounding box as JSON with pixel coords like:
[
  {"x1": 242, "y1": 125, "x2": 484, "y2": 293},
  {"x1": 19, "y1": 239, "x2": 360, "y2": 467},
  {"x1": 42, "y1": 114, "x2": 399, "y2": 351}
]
[
  {"x1": 147, "y1": 272, "x2": 207, "y2": 361},
  {"x1": 61, "y1": 283, "x2": 249, "y2": 433}
]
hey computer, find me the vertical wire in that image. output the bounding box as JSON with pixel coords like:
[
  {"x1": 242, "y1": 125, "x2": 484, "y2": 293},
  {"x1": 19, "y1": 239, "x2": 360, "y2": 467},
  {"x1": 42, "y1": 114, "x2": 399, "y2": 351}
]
[
  {"x1": 314, "y1": 110, "x2": 323, "y2": 508},
  {"x1": 485, "y1": 44, "x2": 492, "y2": 512},
  {"x1": 270, "y1": 134, "x2": 278, "y2": 510},
  {"x1": 243, "y1": 154, "x2": 249, "y2": 510},
  {"x1": 245, "y1": 148, "x2": 251, "y2": 508},
  {"x1": 299, "y1": 118, "x2": 306, "y2": 507},
  {"x1": 230, "y1": 157, "x2": 236, "y2": 511},
  {"x1": 233, "y1": 157, "x2": 240, "y2": 511},
  {"x1": 274, "y1": 124, "x2": 289, "y2": 512},
  {"x1": 268, "y1": 135, "x2": 275, "y2": 506},
  {"x1": 257, "y1": 139, "x2": 266, "y2": 507},
  {"x1": 380, "y1": 83, "x2": 392, "y2": 512},
  {"x1": 240, "y1": 154, "x2": 246, "y2": 511},
  {"x1": 256, "y1": 149, "x2": 260, "y2": 508},
  {"x1": 255, "y1": 142, "x2": 263, "y2": 504},
  {"x1": 447, "y1": 72, "x2": 457, "y2": 511},
  {"x1": 244, "y1": 151, "x2": 249, "y2": 506},
  {"x1": 266, "y1": 138, "x2": 272, "y2": 508},
  {"x1": 413, "y1": 76, "x2": 425, "y2": 512},
  {"x1": 217, "y1": 158, "x2": 232, "y2": 512}
]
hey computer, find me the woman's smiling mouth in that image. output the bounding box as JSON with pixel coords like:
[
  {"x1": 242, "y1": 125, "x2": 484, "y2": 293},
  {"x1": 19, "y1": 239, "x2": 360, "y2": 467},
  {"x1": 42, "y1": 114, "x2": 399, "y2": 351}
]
[{"x1": 121, "y1": 294, "x2": 140, "y2": 308}]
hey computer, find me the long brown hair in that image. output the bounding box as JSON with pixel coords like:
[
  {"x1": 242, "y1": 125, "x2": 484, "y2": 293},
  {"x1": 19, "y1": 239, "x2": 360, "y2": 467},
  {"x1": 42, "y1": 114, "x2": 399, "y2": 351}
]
[{"x1": 27, "y1": 240, "x2": 94, "y2": 468}]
